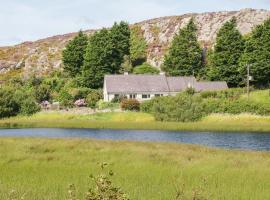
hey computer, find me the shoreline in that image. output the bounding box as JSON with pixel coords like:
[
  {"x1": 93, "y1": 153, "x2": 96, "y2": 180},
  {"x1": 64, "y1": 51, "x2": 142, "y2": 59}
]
[{"x1": 0, "y1": 112, "x2": 270, "y2": 133}]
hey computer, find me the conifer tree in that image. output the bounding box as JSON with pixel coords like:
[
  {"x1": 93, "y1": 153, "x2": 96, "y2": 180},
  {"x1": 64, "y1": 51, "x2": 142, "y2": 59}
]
[
  {"x1": 82, "y1": 29, "x2": 113, "y2": 88},
  {"x1": 209, "y1": 17, "x2": 245, "y2": 87},
  {"x1": 240, "y1": 18, "x2": 270, "y2": 87},
  {"x1": 82, "y1": 22, "x2": 131, "y2": 88},
  {"x1": 110, "y1": 21, "x2": 131, "y2": 72},
  {"x1": 62, "y1": 31, "x2": 88, "y2": 77},
  {"x1": 163, "y1": 18, "x2": 203, "y2": 76}
]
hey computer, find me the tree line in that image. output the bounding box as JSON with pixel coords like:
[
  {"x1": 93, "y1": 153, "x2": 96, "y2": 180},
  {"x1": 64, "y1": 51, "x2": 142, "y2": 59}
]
[
  {"x1": 63, "y1": 18, "x2": 270, "y2": 89},
  {"x1": 163, "y1": 17, "x2": 270, "y2": 88},
  {"x1": 62, "y1": 22, "x2": 157, "y2": 89}
]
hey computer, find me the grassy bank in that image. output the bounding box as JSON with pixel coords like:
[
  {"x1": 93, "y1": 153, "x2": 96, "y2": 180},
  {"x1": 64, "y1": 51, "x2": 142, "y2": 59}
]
[
  {"x1": 0, "y1": 112, "x2": 270, "y2": 132},
  {"x1": 0, "y1": 138, "x2": 269, "y2": 199}
]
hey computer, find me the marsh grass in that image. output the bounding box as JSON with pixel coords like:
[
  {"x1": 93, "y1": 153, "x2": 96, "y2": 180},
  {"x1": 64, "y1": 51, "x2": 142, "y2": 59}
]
[
  {"x1": 241, "y1": 90, "x2": 270, "y2": 104},
  {"x1": 0, "y1": 112, "x2": 270, "y2": 132},
  {"x1": 0, "y1": 138, "x2": 270, "y2": 199}
]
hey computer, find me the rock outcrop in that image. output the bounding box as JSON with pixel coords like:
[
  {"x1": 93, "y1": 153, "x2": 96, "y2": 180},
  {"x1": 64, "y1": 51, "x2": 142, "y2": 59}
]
[{"x1": 0, "y1": 8, "x2": 269, "y2": 77}]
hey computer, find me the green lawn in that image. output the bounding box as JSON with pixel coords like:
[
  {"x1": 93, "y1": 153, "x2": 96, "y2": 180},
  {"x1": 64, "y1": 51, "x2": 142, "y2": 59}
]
[
  {"x1": 0, "y1": 112, "x2": 270, "y2": 132},
  {"x1": 0, "y1": 138, "x2": 269, "y2": 199}
]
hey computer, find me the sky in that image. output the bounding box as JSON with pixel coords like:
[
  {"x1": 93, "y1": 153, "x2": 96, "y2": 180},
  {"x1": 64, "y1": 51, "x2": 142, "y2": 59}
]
[{"x1": 0, "y1": 0, "x2": 270, "y2": 46}]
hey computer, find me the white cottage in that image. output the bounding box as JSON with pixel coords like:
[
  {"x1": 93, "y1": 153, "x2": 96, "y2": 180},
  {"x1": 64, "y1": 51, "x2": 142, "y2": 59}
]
[{"x1": 103, "y1": 74, "x2": 228, "y2": 102}]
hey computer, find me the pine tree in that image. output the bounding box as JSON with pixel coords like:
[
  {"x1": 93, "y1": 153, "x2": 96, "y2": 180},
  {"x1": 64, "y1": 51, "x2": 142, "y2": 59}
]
[
  {"x1": 130, "y1": 25, "x2": 148, "y2": 66},
  {"x1": 82, "y1": 29, "x2": 113, "y2": 88},
  {"x1": 62, "y1": 31, "x2": 88, "y2": 77},
  {"x1": 82, "y1": 22, "x2": 131, "y2": 88},
  {"x1": 110, "y1": 21, "x2": 131, "y2": 73},
  {"x1": 240, "y1": 18, "x2": 270, "y2": 87},
  {"x1": 210, "y1": 17, "x2": 245, "y2": 87},
  {"x1": 163, "y1": 18, "x2": 203, "y2": 76}
]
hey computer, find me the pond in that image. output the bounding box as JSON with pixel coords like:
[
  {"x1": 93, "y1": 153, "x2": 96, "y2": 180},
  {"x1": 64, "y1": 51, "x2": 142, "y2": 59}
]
[{"x1": 0, "y1": 128, "x2": 270, "y2": 151}]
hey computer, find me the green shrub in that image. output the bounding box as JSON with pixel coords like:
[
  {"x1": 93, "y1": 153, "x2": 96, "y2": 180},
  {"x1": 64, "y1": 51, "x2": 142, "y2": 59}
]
[
  {"x1": 215, "y1": 88, "x2": 246, "y2": 99},
  {"x1": 140, "y1": 98, "x2": 160, "y2": 113},
  {"x1": 58, "y1": 89, "x2": 74, "y2": 108},
  {"x1": 14, "y1": 90, "x2": 40, "y2": 116},
  {"x1": 203, "y1": 98, "x2": 270, "y2": 116},
  {"x1": 200, "y1": 91, "x2": 218, "y2": 98},
  {"x1": 0, "y1": 87, "x2": 19, "y2": 118},
  {"x1": 151, "y1": 94, "x2": 206, "y2": 122},
  {"x1": 69, "y1": 87, "x2": 93, "y2": 100},
  {"x1": 121, "y1": 99, "x2": 140, "y2": 111},
  {"x1": 86, "y1": 90, "x2": 103, "y2": 109},
  {"x1": 133, "y1": 63, "x2": 160, "y2": 74},
  {"x1": 97, "y1": 100, "x2": 119, "y2": 111},
  {"x1": 19, "y1": 97, "x2": 41, "y2": 115},
  {"x1": 0, "y1": 86, "x2": 40, "y2": 118},
  {"x1": 34, "y1": 84, "x2": 51, "y2": 103}
]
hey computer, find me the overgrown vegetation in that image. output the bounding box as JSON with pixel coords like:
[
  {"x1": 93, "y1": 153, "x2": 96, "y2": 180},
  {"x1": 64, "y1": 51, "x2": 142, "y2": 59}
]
[{"x1": 141, "y1": 89, "x2": 270, "y2": 122}]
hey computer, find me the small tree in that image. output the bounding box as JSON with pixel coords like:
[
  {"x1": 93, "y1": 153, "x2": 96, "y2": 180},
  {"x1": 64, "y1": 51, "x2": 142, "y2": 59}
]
[
  {"x1": 67, "y1": 163, "x2": 129, "y2": 200},
  {"x1": 163, "y1": 18, "x2": 203, "y2": 76},
  {"x1": 0, "y1": 87, "x2": 19, "y2": 118},
  {"x1": 133, "y1": 63, "x2": 159, "y2": 74},
  {"x1": 119, "y1": 55, "x2": 133, "y2": 74},
  {"x1": 62, "y1": 31, "x2": 88, "y2": 77},
  {"x1": 34, "y1": 84, "x2": 51, "y2": 103},
  {"x1": 130, "y1": 25, "x2": 147, "y2": 66},
  {"x1": 86, "y1": 90, "x2": 103, "y2": 109}
]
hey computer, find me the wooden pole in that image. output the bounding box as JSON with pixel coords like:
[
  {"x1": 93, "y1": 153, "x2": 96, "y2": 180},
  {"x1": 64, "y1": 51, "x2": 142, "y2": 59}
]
[{"x1": 247, "y1": 64, "x2": 250, "y2": 100}]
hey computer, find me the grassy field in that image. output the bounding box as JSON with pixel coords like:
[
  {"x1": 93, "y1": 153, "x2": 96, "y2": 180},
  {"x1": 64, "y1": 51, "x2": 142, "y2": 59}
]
[
  {"x1": 0, "y1": 138, "x2": 269, "y2": 199},
  {"x1": 241, "y1": 89, "x2": 270, "y2": 104},
  {"x1": 0, "y1": 112, "x2": 270, "y2": 132}
]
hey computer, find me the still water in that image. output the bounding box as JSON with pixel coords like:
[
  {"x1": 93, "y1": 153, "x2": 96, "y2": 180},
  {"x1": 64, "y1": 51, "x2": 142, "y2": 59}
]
[{"x1": 0, "y1": 128, "x2": 270, "y2": 151}]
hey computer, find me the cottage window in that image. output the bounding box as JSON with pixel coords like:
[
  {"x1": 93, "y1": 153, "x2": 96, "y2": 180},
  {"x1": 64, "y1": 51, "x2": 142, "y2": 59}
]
[
  {"x1": 142, "y1": 94, "x2": 151, "y2": 99},
  {"x1": 129, "y1": 94, "x2": 137, "y2": 99},
  {"x1": 155, "y1": 94, "x2": 163, "y2": 97}
]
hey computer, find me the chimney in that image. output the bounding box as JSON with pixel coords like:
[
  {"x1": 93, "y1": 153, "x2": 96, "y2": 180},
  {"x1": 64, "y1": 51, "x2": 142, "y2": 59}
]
[{"x1": 124, "y1": 72, "x2": 129, "y2": 75}]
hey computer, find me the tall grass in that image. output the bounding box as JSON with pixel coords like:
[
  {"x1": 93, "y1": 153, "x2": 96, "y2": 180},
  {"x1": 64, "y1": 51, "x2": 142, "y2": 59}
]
[
  {"x1": 0, "y1": 112, "x2": 270, "y2": 132},
  {"x1": 241, "y1": 90, "x2": 270, "y2": 104},
  {"x1": 0, "y1": 138, "x2": 270, "y2": 199}
]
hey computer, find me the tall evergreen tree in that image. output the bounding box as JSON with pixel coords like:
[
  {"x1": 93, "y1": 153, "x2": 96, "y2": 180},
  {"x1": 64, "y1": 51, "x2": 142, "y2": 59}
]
[
  {"x1": 82, "y1": 22, "x2": 131, "y2": 88},
  {"x1": 110, "y1": 21, "x2": 131, "y2": 72},
  {"x1": 209, "y1": 17, "x2": 245, "y2": 87},
  {"x1": 82, "y1": 29, "x2": 113, "y2": 88},
  {"x1": 163, "y1": 18, "x2": 203, "y2": 76},
  {"x1": 62, "y1": 31, "x2": 88, "y2": 77},
  {"x1": 240, "y1": 18, "x2": 270, "y2": 87}
]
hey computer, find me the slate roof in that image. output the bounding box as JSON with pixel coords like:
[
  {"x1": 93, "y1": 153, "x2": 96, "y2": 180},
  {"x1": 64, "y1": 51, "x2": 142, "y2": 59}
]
[
  {"x1": 167, "y1": 76, "x2": 196, "y2": 92},
  {"x1": 105, "y1": 75, "x2": 170, "y2": 93},
  {"x1": 194, "y1": 81, "x2": 228, "y2": 92},
  {"x1": 104, "y1": 74, "x2": 228, "y2": 93}
]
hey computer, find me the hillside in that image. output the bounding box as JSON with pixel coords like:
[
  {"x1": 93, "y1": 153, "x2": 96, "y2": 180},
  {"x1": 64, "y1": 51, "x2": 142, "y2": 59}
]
[{"x1": 0, "y1": 8, "x2": 270, "y2": 78}]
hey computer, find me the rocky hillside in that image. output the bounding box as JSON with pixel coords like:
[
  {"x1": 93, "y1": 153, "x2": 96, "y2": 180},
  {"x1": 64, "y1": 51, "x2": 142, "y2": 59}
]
[{"x1": 0, "y1": 8, "x2": 270, "y2": 77}]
